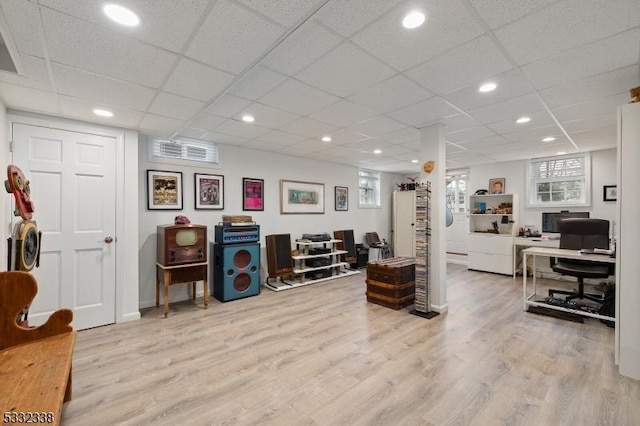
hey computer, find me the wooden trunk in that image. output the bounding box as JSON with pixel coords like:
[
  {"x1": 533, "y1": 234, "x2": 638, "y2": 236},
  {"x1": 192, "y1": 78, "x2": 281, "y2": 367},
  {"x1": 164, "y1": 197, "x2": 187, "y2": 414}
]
[{"x1": 366, "y1": 257, "x2": 415, "y2": 310}]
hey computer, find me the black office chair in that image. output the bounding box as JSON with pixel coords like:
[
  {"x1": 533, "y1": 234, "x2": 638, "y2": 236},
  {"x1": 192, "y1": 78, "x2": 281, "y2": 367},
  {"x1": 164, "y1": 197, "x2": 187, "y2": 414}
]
[
  {"x1": 549, "y1": 218, "x2": 612, "y2": 304},
  {"x1": 365, "y1": 232, "x2": 391, "y2": 259}
]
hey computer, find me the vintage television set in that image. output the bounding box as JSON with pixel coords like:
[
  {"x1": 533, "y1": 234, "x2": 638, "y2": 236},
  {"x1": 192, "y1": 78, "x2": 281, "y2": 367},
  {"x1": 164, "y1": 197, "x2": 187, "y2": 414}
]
[
  {"x1": 157, "y1": 224, "x2": 207, "y2": 266},
  {"x1": 542, "y1": 211, "x2": 590, "y2": 234}
]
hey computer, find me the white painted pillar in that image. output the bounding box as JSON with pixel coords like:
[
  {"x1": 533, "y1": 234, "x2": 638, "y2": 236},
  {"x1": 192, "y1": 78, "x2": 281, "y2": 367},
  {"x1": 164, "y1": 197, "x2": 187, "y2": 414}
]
[{"x1": 420, "y1": 123, "x2": 447, "y2": 312}]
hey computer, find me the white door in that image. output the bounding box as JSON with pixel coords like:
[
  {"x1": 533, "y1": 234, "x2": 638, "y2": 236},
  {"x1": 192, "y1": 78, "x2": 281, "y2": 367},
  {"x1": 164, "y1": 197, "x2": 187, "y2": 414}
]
[
  {"x1": 393, "y1": 191, "x2": 416, "y2": 257},
  {"x1": 11, "y1": 123, "x2": 117, "y2": 330}
]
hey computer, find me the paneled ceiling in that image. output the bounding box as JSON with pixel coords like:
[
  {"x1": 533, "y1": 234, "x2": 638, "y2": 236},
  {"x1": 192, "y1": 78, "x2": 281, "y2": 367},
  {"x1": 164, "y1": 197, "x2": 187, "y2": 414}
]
[{"x1": 0, "y1": 0, "x2": 638, "y2": 173}]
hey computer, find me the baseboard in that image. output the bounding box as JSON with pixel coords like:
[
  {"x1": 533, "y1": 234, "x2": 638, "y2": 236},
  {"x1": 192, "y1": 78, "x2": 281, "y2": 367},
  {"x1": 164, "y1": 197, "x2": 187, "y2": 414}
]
[
  {"x1": 446, "y1": 258, "x2": 467, "y2": 266},
  {"x1": 119, "y1": 311, "x2": 141, "y2": 323}
]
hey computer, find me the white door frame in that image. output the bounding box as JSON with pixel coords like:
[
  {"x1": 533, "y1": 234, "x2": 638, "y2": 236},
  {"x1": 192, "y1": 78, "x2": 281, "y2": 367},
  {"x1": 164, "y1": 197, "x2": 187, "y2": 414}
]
[{"x1": 5, "y1": 111, "x2": 140, "y2": 324}]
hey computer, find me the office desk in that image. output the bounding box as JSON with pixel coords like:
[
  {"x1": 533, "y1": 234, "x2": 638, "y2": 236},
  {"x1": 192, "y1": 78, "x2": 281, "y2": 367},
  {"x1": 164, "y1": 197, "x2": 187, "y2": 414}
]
[
  {"x1": 522, "y1": 247, "x2": 615, "y2": 321},
  {"x1": 513, "y1": 237, "x2": 560, "y2": 278}
]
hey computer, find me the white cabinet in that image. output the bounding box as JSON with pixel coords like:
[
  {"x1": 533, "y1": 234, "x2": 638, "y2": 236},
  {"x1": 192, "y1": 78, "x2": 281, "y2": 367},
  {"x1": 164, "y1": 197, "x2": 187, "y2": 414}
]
[
  {"x1": 467, "y1": 193, "x2": 518, "y2": 275},
  {"x1": 393, "y1": 191, "x2": 416, "y2": 257}
]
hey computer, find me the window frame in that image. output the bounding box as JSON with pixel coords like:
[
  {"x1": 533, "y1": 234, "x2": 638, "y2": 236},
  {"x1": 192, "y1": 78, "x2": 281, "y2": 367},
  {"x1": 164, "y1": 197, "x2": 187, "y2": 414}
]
[
  {"x1": 527, "y1": 152, "x2": 591, "y2": 208},
  {"x1": 358, "y1": 168, "x2": 381, "y2": 208},
  {"x1": 446, "y1": 169, "x2": 469, "y2": 214}
]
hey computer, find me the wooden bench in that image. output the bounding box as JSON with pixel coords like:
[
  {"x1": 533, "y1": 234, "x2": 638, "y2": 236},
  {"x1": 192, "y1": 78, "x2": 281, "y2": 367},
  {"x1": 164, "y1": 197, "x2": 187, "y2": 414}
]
[{"x1": 0, "y1": 271, "x2": 76, "y2": 426}]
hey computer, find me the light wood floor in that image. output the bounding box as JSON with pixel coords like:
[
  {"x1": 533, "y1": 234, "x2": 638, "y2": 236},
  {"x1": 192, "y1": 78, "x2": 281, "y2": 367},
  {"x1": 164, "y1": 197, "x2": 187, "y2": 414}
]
[{"x1": 61, "y1": 264, "x2": 640, "y2": 425}]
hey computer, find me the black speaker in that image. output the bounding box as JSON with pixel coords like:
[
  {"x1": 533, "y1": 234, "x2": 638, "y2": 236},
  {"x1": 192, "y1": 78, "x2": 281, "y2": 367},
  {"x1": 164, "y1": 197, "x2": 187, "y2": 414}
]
[
  {"x1": 265, "y1": 234, "x2": 293, "y2": 278},
  {"x1": 334, "y1": 229, "x2": 356, "y2": 264},
  {"x1": 212, "y1": 242, "x2": 260, "y2": 302}
]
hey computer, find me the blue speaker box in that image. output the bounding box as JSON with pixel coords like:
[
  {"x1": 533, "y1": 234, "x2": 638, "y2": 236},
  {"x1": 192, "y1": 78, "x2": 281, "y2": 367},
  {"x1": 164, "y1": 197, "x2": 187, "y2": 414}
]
[{"x1": 212, "y1": 242, "x2": 261, "y2": 302}]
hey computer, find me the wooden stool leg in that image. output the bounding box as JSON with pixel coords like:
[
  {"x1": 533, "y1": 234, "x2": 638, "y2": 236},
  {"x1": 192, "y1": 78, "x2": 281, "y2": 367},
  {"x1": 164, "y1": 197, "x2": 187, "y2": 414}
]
[
  {"x1": 155, "y1": 267, "x2": 160, "y2": 308},
  {"x1": 164, "y1": 270, "x2": 170, "y2": 318},
  {"x1": 203, "y1": 275, "x2": 209, "y2": 309},
  {"x1": 192, "y1": 282, "x2": 196, "y2": 300}
]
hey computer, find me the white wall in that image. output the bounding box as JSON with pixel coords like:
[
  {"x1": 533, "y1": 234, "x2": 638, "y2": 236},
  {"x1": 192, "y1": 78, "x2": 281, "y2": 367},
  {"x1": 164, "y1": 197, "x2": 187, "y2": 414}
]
[
  {"x1": 138, "y1": 136, "x2": 403, "y2": 308},
  {"x1": 0, "y1": 100, "x2": 6, "y2": 269}
]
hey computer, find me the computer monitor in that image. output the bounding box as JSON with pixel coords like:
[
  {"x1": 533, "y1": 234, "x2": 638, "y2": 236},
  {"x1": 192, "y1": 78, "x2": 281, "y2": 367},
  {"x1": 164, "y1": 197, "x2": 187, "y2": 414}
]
[{"x1": 542, "y1": 211, "x2": 590, "y2": 233}]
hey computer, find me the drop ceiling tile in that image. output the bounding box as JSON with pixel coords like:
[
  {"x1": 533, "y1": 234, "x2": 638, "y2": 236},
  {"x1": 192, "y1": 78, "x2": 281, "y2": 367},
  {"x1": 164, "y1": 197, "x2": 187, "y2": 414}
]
[
  {"x1": 468, "y1": 0, "x2": 560, "y2": 30},
  {"x1": 229, "y1": 66, "x2": 287, "y2": 100},
  {"x1": 202, "y1": 131, "x2": 250, "y2": 146},
  {"x1": 189, "y1": 113, "x2": 226, "y2": 133},
  {"x1": 41, "y1": 9, "x2": 177, "y2": 88},
  {"x1": 569, "y1": 126, "x2": 617, "y2": 149},
  {"x1": 139, "y1": 114, "x2": 186, "y2": 137},
  {"x1": 347, "y1": 74, "x2": 433, "y2": 114},
  {"x1": 348, "y1": 116, "x2": 406, "y2": 138},
  {"x1": 441, "y1": 68, "x2": 532, "y2": 111},
  {"x1": 316, "y1": 0, "x2": 404, "y2": 38},
  {"x1": 0, "y1": 55, "x2": 51, "y2": 91},
  {"x1": 522, "y1": 28, "x2": 640, "y2": 90},
  {"x1": 280, "y1": 117, "x2": 338, "y2": 138},
  {"x1": 176, "y1": 128, "x2": 209, "y2": 140},
  {"x1": 262, "y1": 21, "x2": 343, "y2": 76},
  {"x1": 539, "y1": 66, "x2": 638, "y2": 109},
  {"x1": 380, "y1": 127, "x2": 420, "y2": 144},
  {"x1": 236, "y1": 0, "x2": 324, "y2": 27},
  {"x1": 296, "y1": 42, "x2": 395, "y2": 98},
  {"x1": 495, "y1": 0, "x2": 640, "y2": 65},
  {"x1": 164, "y1": 58, "x2": 236, "y2": 102},
  {"x1": 255, "y1": 129, "x2": 305, "y2": 146},
  {"x1": 329, "y1": 129, "x2": 372, "y2": 145},
  {"x1": 0, "y1": 83, "x2": 59, "y2": 114},
  {"x1": 446, "y1": 126, "x2": 496, "y2": 144},
  {"x1": 501, "y1": 123, "x2": 565, "y2": 144},
  {"x1": 561, "y1": 113, "x2": 617, "y2": 134},
  {"x1": 551, "y1": 92, "x2": 628, "y2": 123},
  {"x1": 443, "y1": 113, "x2": 482, "y2": 133},
  {"x1": 1, "y1": 0, "x2": 44, "y2": 57},
  {"x1": 467, "y1": 93, "x2": 544, "y2": 124},
  {"x1": 205, "y1": 94, "x2": 252, "y2": 118},
  {"x1": 287, "y1": 138, "x2": 327, "y2": 153},
  {"x1": 486, "y1": 110, "x2": 556, "y2": 135},
  {"x1": 352, "y1": 0, "x2": 484, "y2": 71},
  {"x1": 374, "y1": 144, "x2": 412, "y2": 157},
  {"x1": 242, "y1": 139, "x2": 291, "y2": 152},
  {"x1": 389, "y1": 97, "x2": 460, "y2": 127},
  {"x1": 39, "y1": 0, "x2": 210, "y2": 52},
  {"x1": 456, "y1": 135, "x2": 511, "y2": 148},
  {"x1": 406, "y1": 35, "x2": 513, "y2": 95},
  {"x1": 259, "y1": 79, "x2": 339, "y2": 116},
  {"x1": 52, "y1": 64, "x2": 156, "y2": 111},
  {"x1": 186, "y1": 0, "x2": 285, "y2": 74},
  {"x1": 446, "y1": 143, "x2": 467, "y2": 155},
  {"x1": 308, "y1": 100, "x2": 377, "y2": 128},
  {"x1": 348, "y1": 138, "x2": 394, "y2": 153},
  {"x1": 323, "y1": 145, "x2": 362, "y2": 158},
  {"x1": 58, "y1": 95, "x2": 143, "y2": 128},
  {"x1": 242, "y1": 102, "x2": 300, "y2": 129},
  {"x1": 149, "y1": 92, "x2": 205, "y2": 121},
  {"x1": 216, "y1": 119, "x2": 271, "y2": 139}
]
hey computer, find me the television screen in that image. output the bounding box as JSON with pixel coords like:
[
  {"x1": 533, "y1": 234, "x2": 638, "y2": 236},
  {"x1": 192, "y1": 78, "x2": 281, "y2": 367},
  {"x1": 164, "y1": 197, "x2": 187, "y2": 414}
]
[{"x1": 542, "y1": 211, "x2": 590, "y2": 233}]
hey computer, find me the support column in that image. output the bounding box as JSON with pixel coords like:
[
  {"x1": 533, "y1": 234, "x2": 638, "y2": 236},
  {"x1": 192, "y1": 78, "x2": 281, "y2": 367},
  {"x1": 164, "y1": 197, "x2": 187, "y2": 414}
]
[{"x1": 420, "y1": 123, "x2": 447, "y2": 313}]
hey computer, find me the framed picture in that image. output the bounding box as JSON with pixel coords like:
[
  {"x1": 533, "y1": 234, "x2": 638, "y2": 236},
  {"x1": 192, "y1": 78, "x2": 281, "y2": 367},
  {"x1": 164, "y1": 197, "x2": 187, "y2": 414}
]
[
  {"x1": 489, "y1": 178, "x2": 505, "y2": 194},
  {"x1": 335, "y1": 186, "x2": 348, "y2": 211},
  {"x1": 603, "y1": 185, "x2": 617, "y2": 202},
  {"x1": 195, "y1": 173, "x2": 224, "y2": 210},
  {"x1": 280, "y1": 179, "x2": 324, "y2": 214},
  {"x1": 243, "y1": 177, "x2": 264, "y2": 211},
  {"x1": 147, "y1": 170, "x2": 183, "y2": 210}
]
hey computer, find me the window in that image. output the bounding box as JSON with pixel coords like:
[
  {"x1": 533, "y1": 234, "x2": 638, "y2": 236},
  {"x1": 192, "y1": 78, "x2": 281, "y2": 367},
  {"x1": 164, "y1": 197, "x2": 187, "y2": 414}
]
[
  {"x1": 528, "y1": 153, "x2": 590, "y2": 207},
  {"x1": 149, "y1": 137, "x2": 219, "y2": 166},
  {"x1": 358, "y1": 168, "x2": 380, "y2": 208},
  {"x1": 446, "y1": 169, "x2": 469, "y2": 213}
]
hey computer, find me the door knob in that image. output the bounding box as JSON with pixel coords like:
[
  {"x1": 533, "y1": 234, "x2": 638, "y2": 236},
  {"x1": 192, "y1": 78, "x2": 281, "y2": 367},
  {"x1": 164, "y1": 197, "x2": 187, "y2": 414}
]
[{"x1": 104, "y1": 236, "x2": 113, "y2": 244}]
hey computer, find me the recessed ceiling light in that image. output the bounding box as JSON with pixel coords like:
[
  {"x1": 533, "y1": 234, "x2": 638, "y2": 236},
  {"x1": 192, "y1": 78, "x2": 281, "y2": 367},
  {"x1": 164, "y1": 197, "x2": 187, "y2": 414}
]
[
  {"x1": 556, "y1": 151, "x2": 567, "y2": 155},
  {"x1": 402, "y1": 11, "x2": 425, "y2": 29},
  {"x1": 411, "y1": 159, "x2": 419, "y2": 163},
  {"x1": 516, "y1": 116, "x2": 531, "y2": 124},
  {"x1": 373, "y1": 149, "x2": 382, "y2": 154},
  {"x1": 241, "y1": 114, "x2": 255, "y2": 123},
  {"x1": 321, "y1": 135, "x2": 332, "y2": 142},
  {"x1": 478, "y1": 82, "x2": 497, "y2": 93},
  {"x1": 93, "y1": 108, "x2": 113, "y2": 117},
  {"x1": 542, "y1": 137, "x2": 556, "y2": 142},
  {"x1": 103, "y1": 4, "x2": 140, "y2": 27}
]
